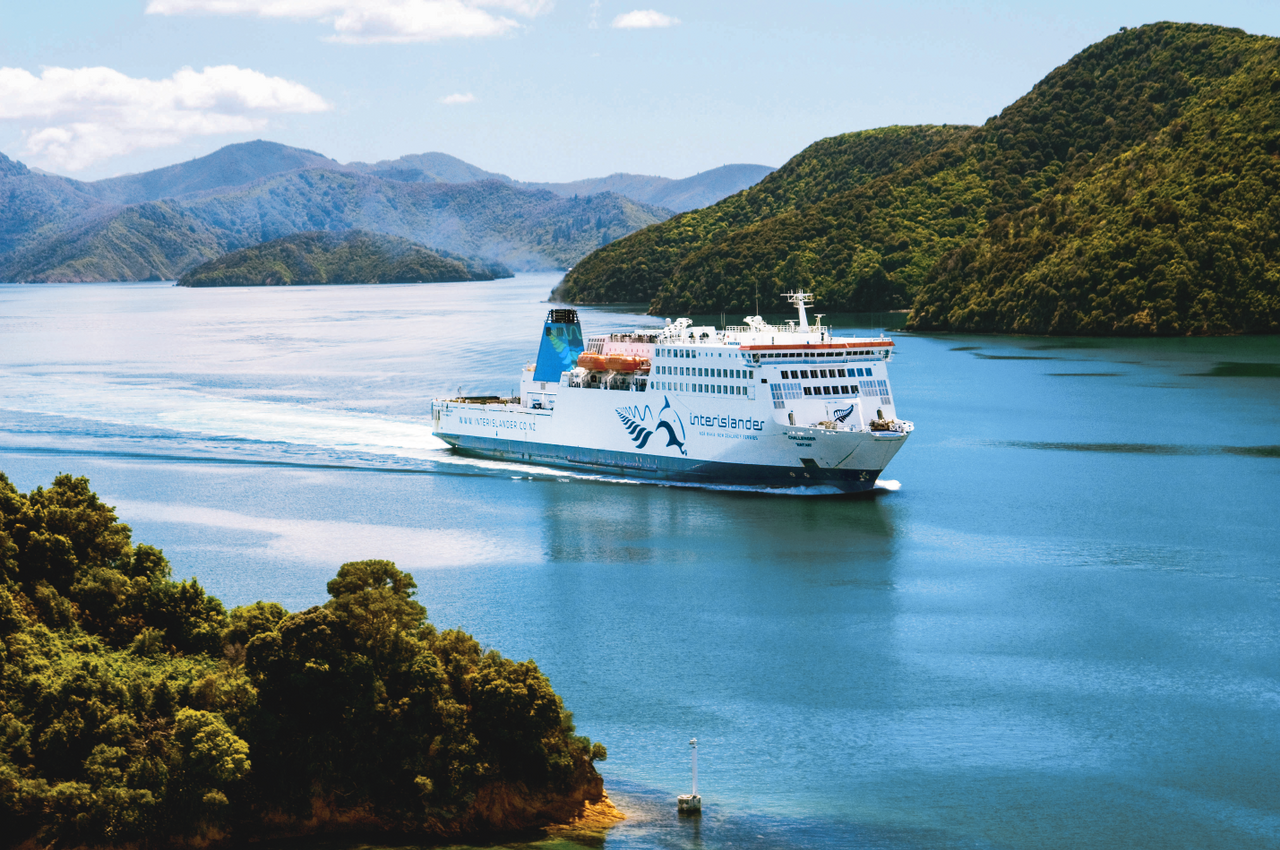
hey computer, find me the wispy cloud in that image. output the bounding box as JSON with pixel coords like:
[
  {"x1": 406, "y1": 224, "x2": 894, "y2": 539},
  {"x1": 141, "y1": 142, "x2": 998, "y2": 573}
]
[
  {"x1": 439, "y1": 92, "x2": 476, "y2": 104},
  {"x1": 145, "y1": 0, "x2": 553, "y2": 43},
  {"x1": 611, "y1": 9, "x2": 679, "y2": 29},
  {"x1": 0, "y1": 65, "x2": 330, "y2": 172}
]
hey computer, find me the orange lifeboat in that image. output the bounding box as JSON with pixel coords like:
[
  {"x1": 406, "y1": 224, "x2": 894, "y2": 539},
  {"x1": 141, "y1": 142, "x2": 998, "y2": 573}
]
[
  {"x1": 577, "y1": 352, "x2": 608, "y2": 371},
  {"x1": 605, "y1": 354, "x2": 646, "y2": 373}
]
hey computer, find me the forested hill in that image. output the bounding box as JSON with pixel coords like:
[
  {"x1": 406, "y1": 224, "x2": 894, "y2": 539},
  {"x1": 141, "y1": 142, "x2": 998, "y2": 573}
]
[
  {"x1": 178, "y1": 230, "x2": 512, "y2": 286},
  {"x1": 559, "y1": 23, "x2": 1280, "y2": 336},
  {"x1": 0, "y1": 472, "x2": 612, "y2": 846},
  {"x1": 554, "y1": 124, "x2": 971, "y2": 305},
  {"x1": 908, "y1": 27, "x2": 1280, "y2": 334}
]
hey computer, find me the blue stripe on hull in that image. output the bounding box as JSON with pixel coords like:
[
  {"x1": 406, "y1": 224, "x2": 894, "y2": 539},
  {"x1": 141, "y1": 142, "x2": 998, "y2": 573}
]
[{"x1": 438, "y1": 434, "x2": 882, "y2": 493}]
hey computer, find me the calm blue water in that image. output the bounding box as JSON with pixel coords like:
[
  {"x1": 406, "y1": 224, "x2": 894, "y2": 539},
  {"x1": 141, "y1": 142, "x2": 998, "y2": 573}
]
[{"x1": 1, "y1": 277, "x2": 1278, "y2": 850}]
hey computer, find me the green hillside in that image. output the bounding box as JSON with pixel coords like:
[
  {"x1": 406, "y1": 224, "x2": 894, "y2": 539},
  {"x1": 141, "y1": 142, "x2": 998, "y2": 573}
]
[
  {"x1": 560, "y1": 23, "x2": 1280, "y2": 335},
  {"x1": 554, "y1": 124, "x2": 969, "y2": 304},
  {"x1": 0, "y1": 472, "x2": 608, "y2": 846},
  {"x1": 907, "y1": 30, "x2": 1280, "y2": 334},
  {"x1": 178, "y1": 230, "x2": 511, "y2": 286}
]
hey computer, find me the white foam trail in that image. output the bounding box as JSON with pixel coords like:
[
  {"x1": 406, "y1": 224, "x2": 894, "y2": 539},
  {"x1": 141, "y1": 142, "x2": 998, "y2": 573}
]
[
  {"x1": 1, "y1": 372, "x2": 909, "y2": 496},
  {"x1": 1, "y1": 372, "x2": 447, "y2": 459},
  {"x1": 875, "y1": 479, "x2": 902, "y2": 491}
]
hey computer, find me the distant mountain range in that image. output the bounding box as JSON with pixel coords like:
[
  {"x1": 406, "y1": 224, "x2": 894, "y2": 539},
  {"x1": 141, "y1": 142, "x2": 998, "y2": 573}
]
[
  {"x1": 518, "y1": 165, "x2": 776, "y2": 213},
  {"x1": 558, "y1": 22, "x2": 1280, "y2": 336},
  {"x1": 0, "y1": 142, "x2": 773, "y2": 282}
]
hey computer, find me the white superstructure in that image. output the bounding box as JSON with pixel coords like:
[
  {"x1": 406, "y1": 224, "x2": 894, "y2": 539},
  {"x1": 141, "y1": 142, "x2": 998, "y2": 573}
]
[{"x1": 432, "y1": 293, "x2": 912, "y2": 492}]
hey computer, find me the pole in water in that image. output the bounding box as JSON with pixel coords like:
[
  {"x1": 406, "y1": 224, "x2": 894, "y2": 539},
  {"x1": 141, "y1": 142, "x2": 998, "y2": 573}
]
[{"x1": 677, "y1": 738, "x2": 702, "y2": 815}]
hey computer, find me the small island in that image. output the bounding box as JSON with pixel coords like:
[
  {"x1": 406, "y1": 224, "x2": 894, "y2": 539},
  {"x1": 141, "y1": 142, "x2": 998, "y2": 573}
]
[
  {"x1": 0, "y1": 472, "x2": 620, "y2": 847},
  {"x1": 177, "y1": 230, "x2": 513, "y2": 287}
]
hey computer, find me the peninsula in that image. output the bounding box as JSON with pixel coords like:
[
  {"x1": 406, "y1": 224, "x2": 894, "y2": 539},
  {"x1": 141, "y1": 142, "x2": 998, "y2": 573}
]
[{"x1": 0, "y1": 472, "x2": 620, "y2": 847}]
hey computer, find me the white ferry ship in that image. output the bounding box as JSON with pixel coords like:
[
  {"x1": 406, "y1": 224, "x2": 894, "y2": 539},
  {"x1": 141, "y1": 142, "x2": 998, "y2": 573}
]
[{"x1": 431, "y1": 293, "x2": 912, "y2": 492}]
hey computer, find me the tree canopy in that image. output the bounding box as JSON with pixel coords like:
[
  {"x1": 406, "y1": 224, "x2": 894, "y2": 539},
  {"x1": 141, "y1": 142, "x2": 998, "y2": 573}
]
[
  {"x1": 177, "y1": 230, "x2": 513, "y2": 287},
  {"x1": 0, "y1": 472, "x2": 606, "y2": 847}
]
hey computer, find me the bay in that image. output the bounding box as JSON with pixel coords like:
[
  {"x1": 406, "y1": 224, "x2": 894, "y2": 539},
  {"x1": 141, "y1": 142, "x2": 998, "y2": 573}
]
[{"x1": 1, "y1": 276, "x2": 1277, "y2": 850}]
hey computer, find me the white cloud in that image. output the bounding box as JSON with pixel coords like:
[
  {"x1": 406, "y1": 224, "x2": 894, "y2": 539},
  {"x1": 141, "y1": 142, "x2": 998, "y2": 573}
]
[
  {"x1": 439, "y1": 92, "x2": 475, "y2": 104},
  {"x1": 611, "y1": 9, "x2": 679, "y2": 28},
  {"x1": 145, "y1": 0, "x2": 553, "y2": 43},
  {"x1": 0, "y1": 65, "x2": 330, "y2": 172}
]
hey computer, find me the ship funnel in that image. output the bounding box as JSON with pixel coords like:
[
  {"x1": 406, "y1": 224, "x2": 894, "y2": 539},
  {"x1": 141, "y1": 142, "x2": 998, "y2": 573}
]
[{"x1": 534, "y1": 308, "x2": 585, "y2": 382}]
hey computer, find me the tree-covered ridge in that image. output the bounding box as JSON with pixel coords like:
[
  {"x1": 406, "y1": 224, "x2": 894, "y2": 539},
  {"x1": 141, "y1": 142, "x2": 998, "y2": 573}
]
[
  {"x1": 554, "y1": 124, "x2": 970, "y2": 305},
  {"x1": 178, "y1": 230, "x2": 512, "y2": 287},
  {"x1": 0, "y1": 473, "x2": 608, "y2": 847},
  {"x1": 560, "y1": 23, "x2": 1280, "y2": 335},
  {"x1": 907, "y1": 31, "x2": 1280, "y2": 334}
]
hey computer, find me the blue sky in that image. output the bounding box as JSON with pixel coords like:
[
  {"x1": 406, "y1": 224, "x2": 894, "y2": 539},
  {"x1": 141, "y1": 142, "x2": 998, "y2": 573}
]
[{"x1": 2, "y1": 1, "x2": 1278, "y2": 182}]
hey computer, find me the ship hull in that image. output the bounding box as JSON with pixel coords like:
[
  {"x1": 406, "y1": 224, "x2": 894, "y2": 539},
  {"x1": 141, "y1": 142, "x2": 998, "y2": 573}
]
[
  {"x1": 433, "y1": 388, "x2": 908, "y2": 493},
  {"x1": 439, "y1": 433, "x2": 896, "y2": 492}
]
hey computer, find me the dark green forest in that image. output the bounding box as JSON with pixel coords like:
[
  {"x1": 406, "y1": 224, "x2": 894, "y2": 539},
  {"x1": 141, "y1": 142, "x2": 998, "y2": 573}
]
[
  {"x1": 0, "y1": 473, "x2": 606, "y2": 847},
  {"x1": 178, "y1": 230, "x2": 512, "y2": 287},
  {"x1": 558, "y1": 23, "x2": 1280, "y2": 335}
]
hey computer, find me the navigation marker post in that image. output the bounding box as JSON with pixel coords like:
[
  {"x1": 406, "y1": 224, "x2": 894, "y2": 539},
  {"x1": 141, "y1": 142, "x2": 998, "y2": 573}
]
[{"x1": 677, "y1": 738, "x2": 702, "y2": 815}]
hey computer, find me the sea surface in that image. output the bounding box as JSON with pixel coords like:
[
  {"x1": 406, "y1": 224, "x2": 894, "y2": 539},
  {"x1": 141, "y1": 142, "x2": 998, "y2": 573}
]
[{"x1": 1, "y1": 276, "x2": 1278, "y2": 850}]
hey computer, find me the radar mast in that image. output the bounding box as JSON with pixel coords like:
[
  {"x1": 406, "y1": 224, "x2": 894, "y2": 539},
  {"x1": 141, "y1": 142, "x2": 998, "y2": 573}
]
[{"x1": 783, "y1": 291, "x2": 814, "y2": 331}]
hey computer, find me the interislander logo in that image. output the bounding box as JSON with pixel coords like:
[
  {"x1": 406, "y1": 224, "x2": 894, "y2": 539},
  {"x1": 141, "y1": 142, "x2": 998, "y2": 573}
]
[
  {"x1": 833, "y1": 404, "x2": 856, "y2": 424},
  {"x1": 616, "y1": 397, "x2": 687, "y2": 455}
]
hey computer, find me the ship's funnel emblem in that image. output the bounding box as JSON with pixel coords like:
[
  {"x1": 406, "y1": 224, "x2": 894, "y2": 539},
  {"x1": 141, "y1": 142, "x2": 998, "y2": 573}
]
[{"x1": 616, "y1": 397, "x2": 687, "y2": 455}]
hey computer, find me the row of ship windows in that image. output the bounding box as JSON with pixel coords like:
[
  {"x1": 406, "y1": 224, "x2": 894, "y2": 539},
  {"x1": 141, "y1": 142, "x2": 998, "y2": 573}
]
[
  {"x1": 656, "y1": 365, "x2": 753, "y2": 379},
  {"x1": 773, "y1": 380, "x2": 892, "y2": 400},
  {"x1": 773, "y1": 382, "x2": 858, "y2": 401},
  {"x1": 759, "y1": 351, "x2": 886, "y2": 361},
  {"x1": 780, "y1": 367, "x2": 874, "y2": 380},
  {"x1": 653, "y1": 381, "x2": 749, "y2": 396},
  {"x1": 655, "y1": 348, "x2": 740, "y2": 360}
]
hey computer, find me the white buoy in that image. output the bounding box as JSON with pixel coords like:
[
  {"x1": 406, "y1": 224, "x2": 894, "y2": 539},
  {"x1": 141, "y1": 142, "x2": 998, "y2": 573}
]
[{"x1": 677, "y1": 738, "x2": 702, "y2": 815}]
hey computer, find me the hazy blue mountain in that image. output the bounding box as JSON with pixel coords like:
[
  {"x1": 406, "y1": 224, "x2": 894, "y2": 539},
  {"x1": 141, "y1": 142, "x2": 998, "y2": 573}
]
[
  {"x1": 0, "y1": 141, "x2": 694, "y2": 281},
  {"x1": 0, "y1": 164, "x2": 672, "y2": 281},
  {"x1": 345, "y1": 152, "x2": 512, "y2": 184},
  {"x1": 83, "y1": 141, "x2": 343, "y2": 205},
  {"x1": 0, "y1": 202, "x2": 226, "y2": 282},
  {"x1": 520, "y1": 164, "x2": 775, "y2": 212},
  {"x1": 645, "y1": 164, "x2": 777, "y2": 211},
  {"x1": 0, "y1": 152, "x2": 102, "y2": 255}
]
